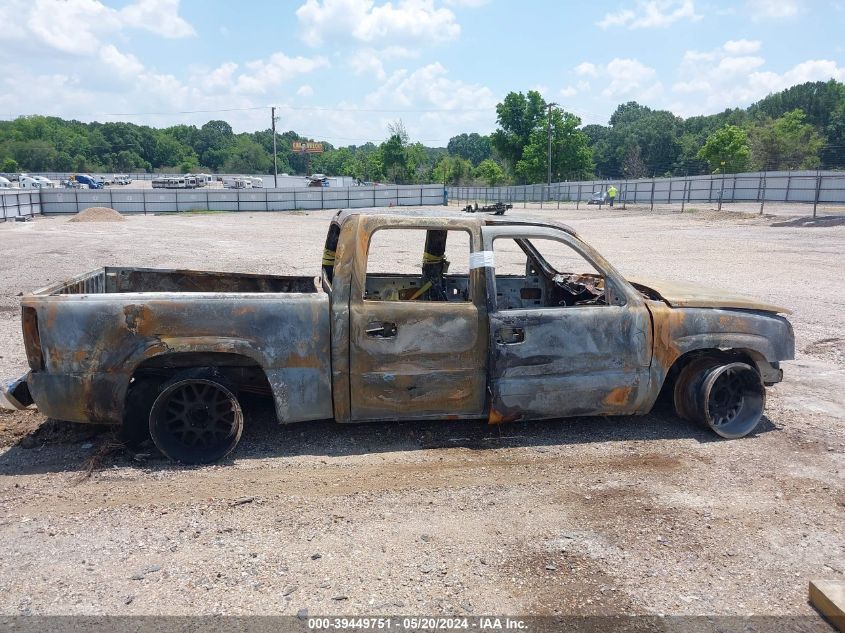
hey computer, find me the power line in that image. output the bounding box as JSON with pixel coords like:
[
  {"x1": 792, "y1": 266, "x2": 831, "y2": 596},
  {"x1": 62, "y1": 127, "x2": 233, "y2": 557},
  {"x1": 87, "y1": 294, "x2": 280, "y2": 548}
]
[{"x1": 7, "y1": 103, "x2": 494, "y2": 120}]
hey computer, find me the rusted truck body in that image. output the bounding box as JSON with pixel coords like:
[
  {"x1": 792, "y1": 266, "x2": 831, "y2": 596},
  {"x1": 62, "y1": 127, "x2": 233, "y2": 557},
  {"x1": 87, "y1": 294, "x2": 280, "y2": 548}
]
[{"x1": 2, "y1": 209, "x2": 794, "y2": 463}]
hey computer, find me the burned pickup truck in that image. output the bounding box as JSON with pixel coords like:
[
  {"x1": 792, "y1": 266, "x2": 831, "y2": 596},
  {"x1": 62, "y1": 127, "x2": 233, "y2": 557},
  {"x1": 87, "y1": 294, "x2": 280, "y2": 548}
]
[{"x1": 2, "y1": 209, "x2": 793, "y2": 463}]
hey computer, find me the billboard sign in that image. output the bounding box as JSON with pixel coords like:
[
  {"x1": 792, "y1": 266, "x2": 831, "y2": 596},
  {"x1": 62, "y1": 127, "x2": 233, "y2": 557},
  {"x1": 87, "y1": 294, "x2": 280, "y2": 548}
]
[{"x1": 292, "y1": 141, "x2": 324, "y2": 154}]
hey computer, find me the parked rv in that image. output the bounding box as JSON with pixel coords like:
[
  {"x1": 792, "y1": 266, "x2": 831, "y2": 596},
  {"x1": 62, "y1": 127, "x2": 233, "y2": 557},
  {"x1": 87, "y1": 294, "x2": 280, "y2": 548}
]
[
  {"x1": 190, "y1": 173, "x2": 213, "y2": 187},
  {"x1": 0, "y1": 176, "x2": 11, "y2": 189},
  {"x1": 223, "y1": 176, "x2": 252, "y2": 189}
]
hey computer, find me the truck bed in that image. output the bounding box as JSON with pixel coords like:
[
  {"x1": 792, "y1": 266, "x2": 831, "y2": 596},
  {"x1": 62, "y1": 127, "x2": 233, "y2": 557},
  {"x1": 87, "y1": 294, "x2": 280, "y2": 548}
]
[
  {"x1": 34, "y1": 266, "x2": 319, "y2": 296},
  {"x1": 21, "y1": 266, "x2": 331, "y2": 427}
]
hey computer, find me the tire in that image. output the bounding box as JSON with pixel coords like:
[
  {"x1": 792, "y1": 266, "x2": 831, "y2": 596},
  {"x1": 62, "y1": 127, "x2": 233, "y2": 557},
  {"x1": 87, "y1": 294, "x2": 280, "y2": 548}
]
[
  {"x1": 120, "y1": 377, "x2": 161, "y2": 448},
  {"x1": 674, "y1": 359, "x2": 765, "y2": 439},
  {"x1": 149, "y1": 371, "x2": 243, "y2": 464}
]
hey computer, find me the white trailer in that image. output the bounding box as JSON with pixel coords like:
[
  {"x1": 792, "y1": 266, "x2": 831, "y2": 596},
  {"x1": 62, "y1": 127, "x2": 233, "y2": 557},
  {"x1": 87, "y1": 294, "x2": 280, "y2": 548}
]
[
  {"x1": 18, "y1": 176, "x2": 43, "y2": 189},
  {"x1": 33, "y1": 176, "x2": 55, "y2": 188}
]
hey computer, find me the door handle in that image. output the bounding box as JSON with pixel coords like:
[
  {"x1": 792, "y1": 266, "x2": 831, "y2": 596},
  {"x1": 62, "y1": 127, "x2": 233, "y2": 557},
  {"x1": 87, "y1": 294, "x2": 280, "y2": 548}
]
[
  {"x1": 497, "y1": 326, "x2": 525, "y2": 345},
  {"x1": 366, "y1": 321, "x2": 398, "y2": 338}
]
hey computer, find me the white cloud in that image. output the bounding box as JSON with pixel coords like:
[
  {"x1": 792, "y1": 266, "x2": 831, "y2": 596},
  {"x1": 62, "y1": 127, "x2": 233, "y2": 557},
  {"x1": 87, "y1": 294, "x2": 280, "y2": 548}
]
[
  {"x1": 297, "y1": 84, "x2": 314, "y2": 97},
  {"x1": 598, "y1": 0, "x2": 700, "y2": 29},
  {"x1": 234, "y1": 53, "x2": 330, "y2": 94},
  {"x1": 363, "y1": 62, "x2": 496, "y2": 141},
  {"x1": 723, "y1": 39, "x2": 761, "y2": 55},
  {"x1": 716, "y1": 55, "x2": 765, "y2": 74},
  {"x1": 574, "y1": 62, "x2": 599, "y2": 77},
  {"x1": 22, "y1": 0, "x2": 194, "y2": 56},
  {"x1": 671, "y1": 40, "x2": 845, "y2": 116},
  {"x1": 120, "y1": 0, "x2": 196, "y2": 38},
  {"x1": 347, "y1": 45, "x2": 417, "y2": 81},
  {"x1": 98, "y1": 45, "x2": 146, "y2": 80},
  {"x1": 603, "y1": 58, "x2": 662, "y2": 99},
  {"x1": 559, "y1": 85, "x2": 578, "y2": 98},
  {"x1": 573, "y1": 58, "x2": 662, "y2": 100},
  {"x1": 202, "y1": 62, "x2": 239, "y2": 94},
  {"x1": 349, "y1": 50, "x2": 388, "y2": 80},
  {"x1": 747, "y1": 0, "x2": 802, "y2": 20},
  {"x1": 597, "y1": 9, "x2": 635, "y2": 28},
  {"x1": 296, "y1": 0, "x2": 460, "y2": 47}
]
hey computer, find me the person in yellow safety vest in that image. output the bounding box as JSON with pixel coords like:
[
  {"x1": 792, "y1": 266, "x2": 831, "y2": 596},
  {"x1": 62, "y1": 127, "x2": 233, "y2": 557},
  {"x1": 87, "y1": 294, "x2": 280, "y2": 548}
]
[{"x1": 607, "y1": 185, "x2": 618, "y2": 207}]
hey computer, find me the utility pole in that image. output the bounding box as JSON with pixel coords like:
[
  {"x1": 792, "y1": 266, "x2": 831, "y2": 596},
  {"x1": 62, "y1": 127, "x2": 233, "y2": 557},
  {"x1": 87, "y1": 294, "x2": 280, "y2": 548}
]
[
  {"x1": 547, "y1": 102, "x2": 558, "y2": 187},
  {"x1": 271, "y1": 106, "x2": 278, "y2": 188}
]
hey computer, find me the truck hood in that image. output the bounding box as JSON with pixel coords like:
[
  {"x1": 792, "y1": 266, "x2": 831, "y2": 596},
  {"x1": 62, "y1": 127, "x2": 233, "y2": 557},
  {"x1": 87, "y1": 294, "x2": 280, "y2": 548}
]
[{"x1": 628, "y1": 276, "x2": 791, "y2": 314}]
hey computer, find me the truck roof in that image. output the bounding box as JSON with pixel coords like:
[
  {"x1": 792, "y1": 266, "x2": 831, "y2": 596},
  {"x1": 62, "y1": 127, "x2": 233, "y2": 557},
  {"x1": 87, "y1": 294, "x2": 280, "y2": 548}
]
[{"x1": 332, "y1": 207, "x2": 578, "y2": 236}]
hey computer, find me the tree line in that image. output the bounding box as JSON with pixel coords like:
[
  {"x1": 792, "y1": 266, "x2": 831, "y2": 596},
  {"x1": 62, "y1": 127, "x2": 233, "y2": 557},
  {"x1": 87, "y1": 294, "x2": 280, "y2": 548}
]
[{"x1": 2, "y1": 80, "x2": 843, "y2": 186}]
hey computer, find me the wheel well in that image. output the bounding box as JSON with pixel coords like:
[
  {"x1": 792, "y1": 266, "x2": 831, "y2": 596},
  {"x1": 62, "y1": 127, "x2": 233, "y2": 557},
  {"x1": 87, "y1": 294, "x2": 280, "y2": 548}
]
[
  {"x1": 659, "y1": 348, "x2": 759, "y2": 402},
  {"x1": 129, "y1": 352, "x2": 273, "y2": 396}
]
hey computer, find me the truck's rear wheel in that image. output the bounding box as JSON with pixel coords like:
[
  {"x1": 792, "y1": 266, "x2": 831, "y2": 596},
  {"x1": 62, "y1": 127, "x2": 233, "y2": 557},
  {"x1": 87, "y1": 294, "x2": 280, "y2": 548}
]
[
  {"x1": 149, "y1": 374, "x2": 243, "y2": 464},
  {"x1": 674, "y1": 359, "x2": 765, "y2": 439}
]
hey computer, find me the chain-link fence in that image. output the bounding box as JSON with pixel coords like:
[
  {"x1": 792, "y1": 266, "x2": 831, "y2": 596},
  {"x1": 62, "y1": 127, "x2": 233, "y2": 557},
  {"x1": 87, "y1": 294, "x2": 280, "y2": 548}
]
[{"x1": 449, "y1": 170, "x2": 845, "y2": 217}]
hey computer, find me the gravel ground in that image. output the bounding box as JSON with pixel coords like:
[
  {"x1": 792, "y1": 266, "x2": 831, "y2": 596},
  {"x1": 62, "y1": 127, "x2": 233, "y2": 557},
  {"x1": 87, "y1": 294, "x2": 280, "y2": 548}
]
[{"x1": 0, "y1": 206, "x2": 843, "y2": 618}]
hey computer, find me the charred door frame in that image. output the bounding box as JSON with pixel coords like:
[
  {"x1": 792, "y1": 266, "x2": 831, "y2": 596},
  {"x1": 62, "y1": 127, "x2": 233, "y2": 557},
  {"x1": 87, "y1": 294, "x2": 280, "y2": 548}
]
[
  {"x1": 345, "y1": 215, "x2": 488, "y2": 422},
  {"x1": 482, "y1": 225, "x2": 654, "y2": 422}
]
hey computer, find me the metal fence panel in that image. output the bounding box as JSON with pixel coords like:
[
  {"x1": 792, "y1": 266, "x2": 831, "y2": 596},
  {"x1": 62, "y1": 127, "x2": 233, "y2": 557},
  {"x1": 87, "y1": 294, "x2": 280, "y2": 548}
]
[
  {"x1": 448, "y1": 170, "x2": 845, "y2": 209},
  {"x1": 33, "y1": 184, "x2": 445, "y2": 215}
]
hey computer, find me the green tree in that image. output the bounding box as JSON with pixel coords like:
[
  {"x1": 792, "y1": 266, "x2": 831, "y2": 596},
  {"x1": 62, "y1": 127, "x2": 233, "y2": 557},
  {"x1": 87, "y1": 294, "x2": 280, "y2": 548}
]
[
  {"x1": 1, "y1": 157, "x2": 19, "y2": 172},
  {"x1": 622, "y1": 144, "x2": 648, "y2": 179},
  {"x1": 178, "y1": 155, "x2": 199, "y2": 173},
  {"x1": 822, "y1": 101, "x2": 845, "y2": 168},
  {"x1": 490, "y1": 90, "x2": 547, "y2": 180},
  {"x1": 474, "y1": 159, "x2": 505, "y2": 186},
  {"x1": 221, "y1": 137, "x2": 271, "y2": 173},
  {"x1": 514, "y1": 109, "x2": 593, "y2": 183},
  {"x1": 697, "y1": 125, "x2": 750, "y2": 173},
  {"x1": 447, "y1": 133, "x2": 492, "y2": 165},
  {"x1": 749, "y1": 80, "x2": 845, "y2": 129},
  {"x1": 750, "y1": 109, "x2": 824, "y2": 170},
  {"x1": 432, "y1": 155, "x2": 472, "y2": 185},
  {"x1": 380, "y1": 134, "x2": 408, "y2": 184}
]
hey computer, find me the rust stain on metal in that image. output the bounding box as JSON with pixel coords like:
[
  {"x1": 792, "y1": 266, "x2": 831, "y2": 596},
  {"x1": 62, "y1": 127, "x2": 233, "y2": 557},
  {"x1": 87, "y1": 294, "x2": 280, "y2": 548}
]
[{"x1": 604, "y1": 386, "x2": 634, "y2": 407}]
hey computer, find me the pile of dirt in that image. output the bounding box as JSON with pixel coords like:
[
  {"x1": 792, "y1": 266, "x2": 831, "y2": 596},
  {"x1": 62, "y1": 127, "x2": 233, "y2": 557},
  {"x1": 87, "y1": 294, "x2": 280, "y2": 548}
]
[{"x1": 68, "y1": 207, "x2": 126, "y2": 223}]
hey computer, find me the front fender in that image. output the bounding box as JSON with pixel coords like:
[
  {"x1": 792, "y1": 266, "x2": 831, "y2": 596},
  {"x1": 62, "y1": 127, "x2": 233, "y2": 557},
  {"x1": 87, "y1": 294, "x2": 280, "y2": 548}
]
[{"x1": 648, "y1": 301, "x2": 794, "y2": 369}]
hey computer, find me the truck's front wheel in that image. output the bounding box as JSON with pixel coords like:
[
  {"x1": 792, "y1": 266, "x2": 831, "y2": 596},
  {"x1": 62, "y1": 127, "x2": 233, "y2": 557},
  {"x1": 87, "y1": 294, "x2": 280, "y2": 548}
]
[
  {"x1": 149, "y1": 372, "x2": 243, "y2": 464},
  {"x1": 674, "y1": 359, "x2": 765, "y2": 439}
]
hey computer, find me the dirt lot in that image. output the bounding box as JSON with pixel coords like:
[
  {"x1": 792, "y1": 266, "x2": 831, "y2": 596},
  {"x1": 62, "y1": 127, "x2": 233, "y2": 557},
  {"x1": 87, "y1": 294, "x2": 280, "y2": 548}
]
[{"x1": 0, "y1": 206, "x2": 843, "y2": 618}]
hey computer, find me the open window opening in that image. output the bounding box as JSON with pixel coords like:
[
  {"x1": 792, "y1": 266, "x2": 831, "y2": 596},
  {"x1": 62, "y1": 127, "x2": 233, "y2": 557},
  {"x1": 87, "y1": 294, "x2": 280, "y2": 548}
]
[
  {"x1": 364, "y1": 228, "x2": 472, "y2": 302},
  {"x1": 492, "y1": 236, "x2": 608, "y2": 310}
]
